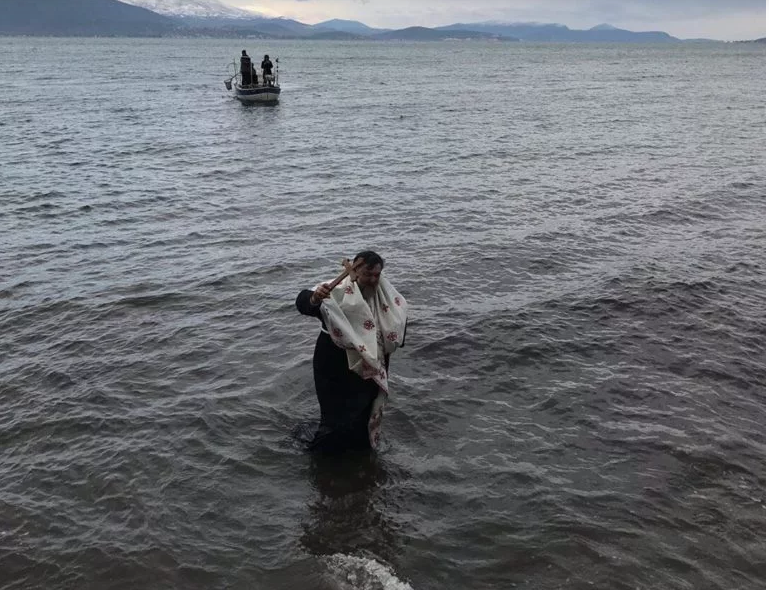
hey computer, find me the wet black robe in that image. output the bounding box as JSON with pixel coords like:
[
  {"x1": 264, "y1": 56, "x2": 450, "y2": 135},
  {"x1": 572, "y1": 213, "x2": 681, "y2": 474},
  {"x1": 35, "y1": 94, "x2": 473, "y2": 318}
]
[{"x1": 296, "y1": 289, "x2": 382, "y2": 453}]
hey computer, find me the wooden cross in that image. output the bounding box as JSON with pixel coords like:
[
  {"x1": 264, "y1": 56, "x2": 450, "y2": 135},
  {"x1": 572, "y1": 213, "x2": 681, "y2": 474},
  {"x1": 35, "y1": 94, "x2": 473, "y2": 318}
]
[{"x1": 327, "y1": 258, "x2": 365, "y2": 290}]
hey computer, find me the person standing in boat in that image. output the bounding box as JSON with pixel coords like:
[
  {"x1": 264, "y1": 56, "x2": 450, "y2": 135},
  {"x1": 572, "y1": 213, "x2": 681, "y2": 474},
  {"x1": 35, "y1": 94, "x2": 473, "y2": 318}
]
[
  {"x1": 261, "y1": 54, "x2": 273, "y2": 86},
  {"x1": 251, "y1": 63, "x2": 258, "y2": 86},
  {"x1": 295, "y1": 251, "x2": 408, "y2": 453},
  {"x1": 240, "y1": 50, "x2": 253, "y2": 86}
]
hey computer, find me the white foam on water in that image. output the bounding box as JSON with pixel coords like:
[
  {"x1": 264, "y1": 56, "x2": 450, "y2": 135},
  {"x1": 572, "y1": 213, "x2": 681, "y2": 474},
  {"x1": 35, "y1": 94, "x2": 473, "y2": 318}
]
[{"x1": 323, "y1": 553, "x2": 415, "y2": 590}]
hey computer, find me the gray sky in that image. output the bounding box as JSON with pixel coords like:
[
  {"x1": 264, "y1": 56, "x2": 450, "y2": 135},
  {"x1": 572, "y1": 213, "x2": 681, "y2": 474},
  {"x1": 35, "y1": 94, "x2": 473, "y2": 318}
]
[{"x1": 227, "y1": 0, "x2": 766, "y2": 40}]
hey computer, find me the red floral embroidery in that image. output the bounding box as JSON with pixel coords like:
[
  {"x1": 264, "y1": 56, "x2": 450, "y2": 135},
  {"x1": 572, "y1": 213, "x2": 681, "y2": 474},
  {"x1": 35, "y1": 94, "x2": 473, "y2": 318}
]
[
  {"x1": 381, "y1": 304, "x2": 389, "y2": 312},
  {"x1": 394, "y1": 297, "x2": 401, "y2": 306},
  {"x1": 363, "y1": 319, "x2": 375, "y2": 331},
  {"x1": 345, "y1": 286, "x2": 354, "y2": 295},
  {"x1": 358, "y1": 344, "x2": 367, "y2": 353},
  {"x1": 332, "y1": 328, "x2": 343, "y2": 338},
  {"x1": 387, "y1": 332, "x2": 398, "y2": 342}
]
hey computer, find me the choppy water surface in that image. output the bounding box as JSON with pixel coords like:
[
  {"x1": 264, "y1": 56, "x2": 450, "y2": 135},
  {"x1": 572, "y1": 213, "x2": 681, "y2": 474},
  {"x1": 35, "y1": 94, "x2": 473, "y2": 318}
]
[{"x1": 0, "y1": 38, "x2": 765, "y2": 590}]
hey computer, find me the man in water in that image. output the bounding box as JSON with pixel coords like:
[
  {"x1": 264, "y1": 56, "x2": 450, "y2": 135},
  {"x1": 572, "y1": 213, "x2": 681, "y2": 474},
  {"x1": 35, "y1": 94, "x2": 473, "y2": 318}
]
[
  {"x1": 240, "y1": 50, "x2": 252, "y2": 85},
  {"x1": 295, "y1": 251, "x2": 408, "y2": 453}
]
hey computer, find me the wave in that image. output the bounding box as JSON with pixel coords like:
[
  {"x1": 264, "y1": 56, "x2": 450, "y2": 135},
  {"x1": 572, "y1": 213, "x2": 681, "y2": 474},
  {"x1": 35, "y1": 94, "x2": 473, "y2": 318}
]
[{"x1": 323, "y1": 554, "x2": 414, "y2": 590}]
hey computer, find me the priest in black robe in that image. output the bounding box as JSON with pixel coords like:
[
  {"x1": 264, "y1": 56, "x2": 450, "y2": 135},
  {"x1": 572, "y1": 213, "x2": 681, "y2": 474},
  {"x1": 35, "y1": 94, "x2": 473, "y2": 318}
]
[{"x1": 296, "y1": 251, "x2": 406, "y2": 453}]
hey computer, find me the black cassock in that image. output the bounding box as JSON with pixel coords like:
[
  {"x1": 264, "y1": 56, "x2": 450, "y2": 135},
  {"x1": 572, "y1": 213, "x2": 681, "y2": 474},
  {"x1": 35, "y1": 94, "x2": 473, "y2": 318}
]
[
  {"x1": 296, "y1": 289, "x2": 382, "y2": 453},
  {"x1": 240, "y1": 55, "x2": 252, "y2": 85}
]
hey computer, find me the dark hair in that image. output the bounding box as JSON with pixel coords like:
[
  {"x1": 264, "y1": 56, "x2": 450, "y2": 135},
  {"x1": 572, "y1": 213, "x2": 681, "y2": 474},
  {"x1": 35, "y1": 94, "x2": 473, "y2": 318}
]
[
  {"x1": 353, "y1": 250, "x2": 384, "y2": 269},
  {"x1": 242, "y1": 50, "x2": 247, "y2": 56}
]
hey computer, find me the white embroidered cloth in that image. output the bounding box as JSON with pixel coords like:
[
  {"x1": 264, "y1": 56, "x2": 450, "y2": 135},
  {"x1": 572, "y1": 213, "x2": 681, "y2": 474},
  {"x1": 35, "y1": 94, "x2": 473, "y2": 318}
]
[{"x1": 317, "y1": 275, "x2": 408, "y2": 394}]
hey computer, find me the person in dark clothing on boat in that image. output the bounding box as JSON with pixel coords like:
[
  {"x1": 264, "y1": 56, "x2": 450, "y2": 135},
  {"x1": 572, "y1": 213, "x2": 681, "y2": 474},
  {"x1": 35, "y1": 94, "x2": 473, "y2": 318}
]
[
  {"x1": 261, "y1": 54, "x2": 273, "y2": 85},
  {"x1": 240, "y1": 50, "x2": 253, "y2": 85},
  {"x1": 295, "y1": 251, "x2": 408, "y2": 454},
  {"x1": 251, "y1": 63, "x2": 258, "y2": 86}
]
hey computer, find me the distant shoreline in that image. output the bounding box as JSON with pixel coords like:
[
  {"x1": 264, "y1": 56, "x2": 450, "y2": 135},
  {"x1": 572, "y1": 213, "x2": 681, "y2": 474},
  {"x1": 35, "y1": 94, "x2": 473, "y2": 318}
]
[{"x1": 0, "y1": 34, "x2": 751, "y2": 43}]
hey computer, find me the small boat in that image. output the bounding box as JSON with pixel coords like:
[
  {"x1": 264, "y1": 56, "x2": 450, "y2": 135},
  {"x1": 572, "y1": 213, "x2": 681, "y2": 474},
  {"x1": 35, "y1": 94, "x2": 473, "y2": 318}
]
[{"x1": 224, "y1": 54, "x2": 281, "y2": 104}]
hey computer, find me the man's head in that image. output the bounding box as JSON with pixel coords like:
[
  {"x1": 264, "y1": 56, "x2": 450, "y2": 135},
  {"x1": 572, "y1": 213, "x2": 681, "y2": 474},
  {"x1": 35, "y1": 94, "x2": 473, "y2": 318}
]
[
  {"x1": 242, "y1": 50, "x2": 248, "y2": 56},
  {"x1": 264, "y1": 54, "x2": 270, "y2": 59},
  {"x1": 353, "y1": 250, "x2": 384, "y2": 291}
]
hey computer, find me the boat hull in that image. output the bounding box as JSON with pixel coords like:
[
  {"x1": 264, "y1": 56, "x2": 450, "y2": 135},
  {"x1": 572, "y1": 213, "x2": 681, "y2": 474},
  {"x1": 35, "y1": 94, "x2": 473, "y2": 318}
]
[{"x1": 234, "y1": 84, "x2": 281, "y2": 103}]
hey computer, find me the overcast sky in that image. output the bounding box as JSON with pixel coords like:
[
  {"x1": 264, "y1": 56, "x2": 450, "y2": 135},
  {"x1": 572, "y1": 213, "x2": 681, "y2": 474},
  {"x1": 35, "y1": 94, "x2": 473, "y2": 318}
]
[{"x1": 227, "y1": 0, "x2": 766, "y2": 40}]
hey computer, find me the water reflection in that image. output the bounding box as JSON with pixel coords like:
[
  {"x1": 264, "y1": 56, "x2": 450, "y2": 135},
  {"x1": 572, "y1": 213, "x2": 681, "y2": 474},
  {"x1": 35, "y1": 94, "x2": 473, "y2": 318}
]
[{"x1": 300, "y1": 451, "x2": 399, "y2": 564}]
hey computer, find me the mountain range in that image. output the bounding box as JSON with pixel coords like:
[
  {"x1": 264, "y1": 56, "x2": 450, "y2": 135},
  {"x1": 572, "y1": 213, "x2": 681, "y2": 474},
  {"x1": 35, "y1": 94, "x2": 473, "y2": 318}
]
[
  {"x1": 0, "y1": 0, "x2": 712, "y2": 42},
  {"x1": 0, "y1": 0, "x2": 175, "y2": 36}
]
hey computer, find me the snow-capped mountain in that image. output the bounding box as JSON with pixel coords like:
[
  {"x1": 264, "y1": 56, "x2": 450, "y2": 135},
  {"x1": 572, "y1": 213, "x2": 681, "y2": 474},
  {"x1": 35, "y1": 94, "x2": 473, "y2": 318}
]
[{"x1": 120, "y1": 0, "x2": 261, "y2": 18}]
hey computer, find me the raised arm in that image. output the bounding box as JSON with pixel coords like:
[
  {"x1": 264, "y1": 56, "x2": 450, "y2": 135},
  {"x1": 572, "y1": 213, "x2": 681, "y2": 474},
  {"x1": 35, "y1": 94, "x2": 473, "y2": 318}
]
[{"x1": 296, "y1": 289, "x2": 323, "y2": 319}]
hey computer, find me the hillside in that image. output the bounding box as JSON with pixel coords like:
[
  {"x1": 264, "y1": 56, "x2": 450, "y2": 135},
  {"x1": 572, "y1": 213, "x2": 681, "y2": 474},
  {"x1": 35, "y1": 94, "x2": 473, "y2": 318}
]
[
  {"x1": 314, "y1": 19, "x2": 389, "y2": 36},
  {"x1": 120, "y1": 0, "x2": 258, "y2": 18},
  {"x1": 173, "y1": 16, "x2": 316, "y2": 37},
  {"x1": 436, "y1": 21, "x2": 678, "y2": 42},
  {"x1": 0, "y1": 0, "x2": 176, "y2": 36},
  {"x1": 374, "y1": 26, "x2": 515, "y2": 41}
]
